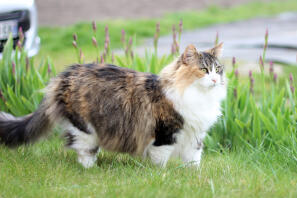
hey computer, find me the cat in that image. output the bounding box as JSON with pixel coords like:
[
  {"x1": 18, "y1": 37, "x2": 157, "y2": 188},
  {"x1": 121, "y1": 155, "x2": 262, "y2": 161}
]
[{"x1": 0, "y1": 43, "x2": 226, "y2": 168}]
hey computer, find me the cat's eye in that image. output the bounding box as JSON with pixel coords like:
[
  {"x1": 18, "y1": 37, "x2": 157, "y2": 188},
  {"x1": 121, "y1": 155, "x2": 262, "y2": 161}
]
[
  {"x1": 215, "y1": 67, "x2": 220, "y2": 73},
  {"x1": 201, "y1": 68, "x2": 208, "y2": 73}
]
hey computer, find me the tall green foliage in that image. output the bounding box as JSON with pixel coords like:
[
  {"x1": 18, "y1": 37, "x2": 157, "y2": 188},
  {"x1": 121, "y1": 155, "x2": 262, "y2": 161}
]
[
  {"x1": 0, "y1": 27, "x2": 296, "y2": 155},
  {"x1": 205, "y1": 64, "x2": 297, "y2": 153},
  {"x1": 0, "y1": 35, "x2": 56, "y2": 116}
]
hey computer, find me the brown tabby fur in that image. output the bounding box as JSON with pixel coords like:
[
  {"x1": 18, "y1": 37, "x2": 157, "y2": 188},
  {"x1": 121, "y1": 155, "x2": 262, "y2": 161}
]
[
  {"x1": 43, "y1": 64, "x2": 183, "y2": 155},
  {"x1": 0, "y1": 44, "x2": 223, "y2": 161}
]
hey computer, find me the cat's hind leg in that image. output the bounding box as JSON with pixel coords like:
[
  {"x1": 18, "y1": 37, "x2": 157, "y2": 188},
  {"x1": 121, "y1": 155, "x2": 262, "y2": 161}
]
[{"x1": 63, "y1": 121, "x2": 99, "y2": 168}]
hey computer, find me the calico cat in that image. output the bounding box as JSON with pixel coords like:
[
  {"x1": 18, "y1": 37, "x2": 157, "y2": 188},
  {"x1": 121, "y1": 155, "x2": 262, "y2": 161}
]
[{"x1": 0, "y1": 43, "x2": 226, "y2": 168}]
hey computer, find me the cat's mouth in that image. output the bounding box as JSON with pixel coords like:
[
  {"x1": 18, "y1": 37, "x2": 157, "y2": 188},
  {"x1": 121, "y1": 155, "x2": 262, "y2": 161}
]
[
  {"x1": 210, "y1": 81, "x2": 224, "y2": 88},
  {"x1": 210, "y1": 84, "x2": 216, "y2": 88}
]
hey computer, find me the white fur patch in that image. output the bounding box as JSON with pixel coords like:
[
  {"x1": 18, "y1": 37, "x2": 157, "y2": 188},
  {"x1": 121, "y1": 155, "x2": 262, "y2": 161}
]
[
  {"x1": 165, "y1": 76, "x2": 227, "y2": 166},
  {"x1": 146, "y1": 144, "x2": 174, "y2": 167},
  {"x1": 77, "y1": 153, "x2": 98, "y2": 168},
  {"x1": 62, "y1": 121, "x2": 100, "y2": 168},
  {"x1": 0, "y1": 112, "x2": 21, "y2": 120}
]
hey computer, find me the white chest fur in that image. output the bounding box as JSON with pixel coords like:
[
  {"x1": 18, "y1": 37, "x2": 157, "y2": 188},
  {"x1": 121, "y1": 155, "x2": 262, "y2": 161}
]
[
  {"x1": 165, "y1": 81, "x2": 226, "y2": 144},
  {"x1": 163, "y1": 81, "x2": 226, "y2": 162}
]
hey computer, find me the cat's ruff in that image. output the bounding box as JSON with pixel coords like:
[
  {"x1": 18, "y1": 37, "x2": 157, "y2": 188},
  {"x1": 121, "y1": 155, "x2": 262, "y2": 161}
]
[{"x1": 0, "y1": 43, "x2": 226, "y2": 168}]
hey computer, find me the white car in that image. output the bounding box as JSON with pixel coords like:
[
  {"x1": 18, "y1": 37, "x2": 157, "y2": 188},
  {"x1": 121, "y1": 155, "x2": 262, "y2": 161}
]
[{"x1": 0, "y1": 0, "x2": 40, "y2": 58}]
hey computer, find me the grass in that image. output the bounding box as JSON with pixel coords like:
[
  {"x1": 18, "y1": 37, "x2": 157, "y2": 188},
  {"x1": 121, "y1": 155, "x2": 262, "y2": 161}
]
[
  {"x1": 0, "y1": 1, "x2": 296, "y2": 197},
  {"x1": 36, "y1": 0, "x2": 297, "y2": 69},
  {"x1": 0, "y1": 135, "x2": 296, "y2": 198}
]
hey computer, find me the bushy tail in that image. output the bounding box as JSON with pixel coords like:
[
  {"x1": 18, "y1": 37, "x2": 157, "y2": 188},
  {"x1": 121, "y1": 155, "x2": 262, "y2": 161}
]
[{"x1": 0, "y1": 99, "x2": 60, "y2": 147}]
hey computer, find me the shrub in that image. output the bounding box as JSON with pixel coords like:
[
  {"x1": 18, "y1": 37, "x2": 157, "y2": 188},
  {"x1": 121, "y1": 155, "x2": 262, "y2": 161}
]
[
  {"x1": 205, "y1": 32, "x2": 296, "y2": 154},
  {"x1": 206, "y1": 61, "x2": 297, "y2": 153},
  {"x1": 0, "y1": 35, "x2": 56, "y2": 116}
]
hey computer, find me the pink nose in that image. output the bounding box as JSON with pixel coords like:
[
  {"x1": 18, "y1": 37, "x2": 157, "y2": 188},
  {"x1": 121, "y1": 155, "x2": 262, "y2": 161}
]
[{"x1": 212, "y1": 79, "x2": 217, "y2": 83}]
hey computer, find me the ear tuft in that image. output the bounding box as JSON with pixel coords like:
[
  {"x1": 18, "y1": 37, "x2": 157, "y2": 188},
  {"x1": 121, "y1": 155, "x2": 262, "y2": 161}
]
[
  {"x1": 210, "y1": 42, "x2": 223, "y2": 58},
  {"x1": 182, "y1": 44, "x2": 198, "y2": 65}
]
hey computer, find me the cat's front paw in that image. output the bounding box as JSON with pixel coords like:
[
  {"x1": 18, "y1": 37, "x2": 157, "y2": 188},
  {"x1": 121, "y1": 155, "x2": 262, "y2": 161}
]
[
  {"x1": 180, "y1": 147, "x2": 203, "y2": 169},
  {"x1": 78, "y1": 154, "x2": 97, "y2": 168},
  {"x1": 184, "y1": 160, "x2": 201, "y2": 168}
]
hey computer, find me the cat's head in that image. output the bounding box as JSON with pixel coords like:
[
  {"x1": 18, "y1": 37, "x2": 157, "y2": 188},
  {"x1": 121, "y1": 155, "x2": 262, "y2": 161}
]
[
  {"x1": 161, "y1": 43, "x2": 226, "y2": 93},
  {"x1": 180, "y1": 43, "x2": 224, "y2": 89}
]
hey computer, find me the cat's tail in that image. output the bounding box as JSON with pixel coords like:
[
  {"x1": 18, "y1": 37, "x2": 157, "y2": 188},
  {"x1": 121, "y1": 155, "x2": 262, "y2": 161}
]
[{"x1": 0, "y1": 85, "x2": 62, "y2": 147}]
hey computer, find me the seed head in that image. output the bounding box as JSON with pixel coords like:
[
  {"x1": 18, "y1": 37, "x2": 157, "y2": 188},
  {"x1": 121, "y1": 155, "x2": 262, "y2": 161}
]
[
  {"x1": 12, "y1": 62, "x2": 15, "y2": 75},
  {"x1": 104, "y1": 42, "x2": 108, "y2": 52},
  {"x1": 103, "y1": 51, "x2": 107, "y2": 60},
  {"x1": 273, "y1": 73, "x2": 278, "y2": 83},
  {"x1": 232, "y1": 57, "x2": 236, "y2": 68},
  {"x1": 92, "y1": 21, "x2": 97, "y2": 32},
  {"x1": 79, "y1": 49, "x2": 84, "y2": 62},
  {"x1": 105, "y1": 25, "x2": 109, "y2": 34},
  {"x1": 72, "y1": 41, "x2": 77, "y2": 49},
  {"x1": 265, "y1": 28, "x2": 269, "y2": 41},
  {"x1": 154, "y1": 22, "x2": 160, "y2": 51},
  {"x1": 154, "y1": 34, "x2": 159, "y2": 52},
  {"x1": 18, "y1": 27, "x2": 24, "y2": 42},
  {"x1": 175, "y1": 42, "x2": 180, "y2": 54},
  {"x1": 104, "y1": 25, "x2": 110, "y2": 52},
  {"x1": 179, "y1": 19, "x2": 183, "y2": 34},
  {"x1": 233, "y1": 88, "x2": 237, "y2": 98},
  {"x1": 235, "y1": 69, "x2": 239, "y2": 79},
  {"x1": 128, "y1": 37, "x2": 133, "y2": 47},
  {"x1": 17, "y1": 40, "x2": 22, "y2": 50},
  {"x1": 172, "y1": 25, "x2": 176, "y2": 42},
  {"x1": 100, "y1": 55, "x2": 104, "y2": 64},
  {"x1": 178, "y1": 19, "x2": 183, "y2": 42},
  {"x1": 48, "y1": 63, "x2": 52, "y2": 74},
  {"x1": 125, "y1": 37, "x2": 133, "y2": 56},
  {"x1": 250, "y1": 76, "x2": 255, "y2": 94},
  {"x1": 259, "y1": 56, "x2": 264, "y2": 71},
  {"x1": 92, "y1": 36, "x2": 98, "y2": 47},
  {"x1": 249, "y1": 70, "x2": 253, "y2": 78},
  {"x1": 130, "y1": 50, "x2": 134, "y2": 60},
  {"x1": 289, "y1": 73, "x2": 295, "y2": 93},
  {"x1": 73, "y1": 33, "x2": 77, "y2": 41},
  {"x1": 264, "y1": 28, "x2": 269, "y2": 49},
  {"x1": 156, "y1": 22, "x2": 160, "y2": 35},
  {"x1": 0, "y1": 89, "x2": 5, "y2": 102},
  {"x1": 215, "y1": 31, "x2": 219, "y2": 45},
  {"x1": 289, "y1": 73, "x2": 294, "y2": 84},
  {"x1": 121, "y1": 29, "x2": 126, "y2": 45}
]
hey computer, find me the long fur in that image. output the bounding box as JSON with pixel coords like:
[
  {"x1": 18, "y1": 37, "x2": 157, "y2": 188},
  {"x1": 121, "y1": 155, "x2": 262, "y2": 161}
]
[
  {"x1": 0, "y1": 99, "x2": 59, "y2": 147},
  {"x1": 0, "y1": 43, "x2": 226, "y2": 168}
]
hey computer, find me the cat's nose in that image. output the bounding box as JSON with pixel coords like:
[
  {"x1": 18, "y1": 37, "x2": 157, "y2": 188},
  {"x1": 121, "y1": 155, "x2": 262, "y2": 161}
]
[{"x1": 211, "y1": 79, "x2": 217, "y2": 83}]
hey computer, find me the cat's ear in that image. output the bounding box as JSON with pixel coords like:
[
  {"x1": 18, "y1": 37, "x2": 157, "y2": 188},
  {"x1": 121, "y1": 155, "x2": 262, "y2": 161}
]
[
  {"x1": 209, "y1": 42, "x2": 223, "y2": 58},
  {"x1": 182, "y1": 44, "x2": 198, "y2": 65}
]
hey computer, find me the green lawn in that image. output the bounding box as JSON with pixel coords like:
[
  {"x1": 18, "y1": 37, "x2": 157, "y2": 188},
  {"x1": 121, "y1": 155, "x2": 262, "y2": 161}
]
[
  {"x1": 1, "y1": 1, "x2": 296, "y2": 197},
  {"x1": 35, "y1": 0, "x2": 297, "y2": 70},
  {"x1": 0, "y1": 135, "x2": 296, "y2": 198}
]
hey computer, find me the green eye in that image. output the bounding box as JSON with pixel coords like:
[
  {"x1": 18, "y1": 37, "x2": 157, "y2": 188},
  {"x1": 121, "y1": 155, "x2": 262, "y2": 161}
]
[
  {"x1": 201, "y1": 68, "x2": 208, "y2": 73},
  {"x1": 215, "y1": 67, "x2": 220, "y2": 72}
]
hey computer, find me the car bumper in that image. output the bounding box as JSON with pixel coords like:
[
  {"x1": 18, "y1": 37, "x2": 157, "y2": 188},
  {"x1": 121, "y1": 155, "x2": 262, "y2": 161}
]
[{"x1": 0, "y1": 0, "x2": 39, "y2": 58}]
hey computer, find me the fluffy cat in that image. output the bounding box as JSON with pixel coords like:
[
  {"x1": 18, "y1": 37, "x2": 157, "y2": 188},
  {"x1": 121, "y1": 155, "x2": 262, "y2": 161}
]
[{"x1": 0, "y1": 43, "x2": 226, "y2": 168}]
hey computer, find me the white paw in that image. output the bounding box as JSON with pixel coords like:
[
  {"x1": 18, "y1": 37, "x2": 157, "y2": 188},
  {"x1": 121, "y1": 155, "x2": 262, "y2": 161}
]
[
  {"x1": 181, "y1": 148, "x2": 203, "y2": 168},
  {"x1": 147, "y1": 145, "x2": 174, "y2": 167},
  {"x1": 185, "y1": 160, "x2": 201, "y2": 168},
  {"x1": 78, "y1": 155, "x2": 97, "y2": 168}
]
